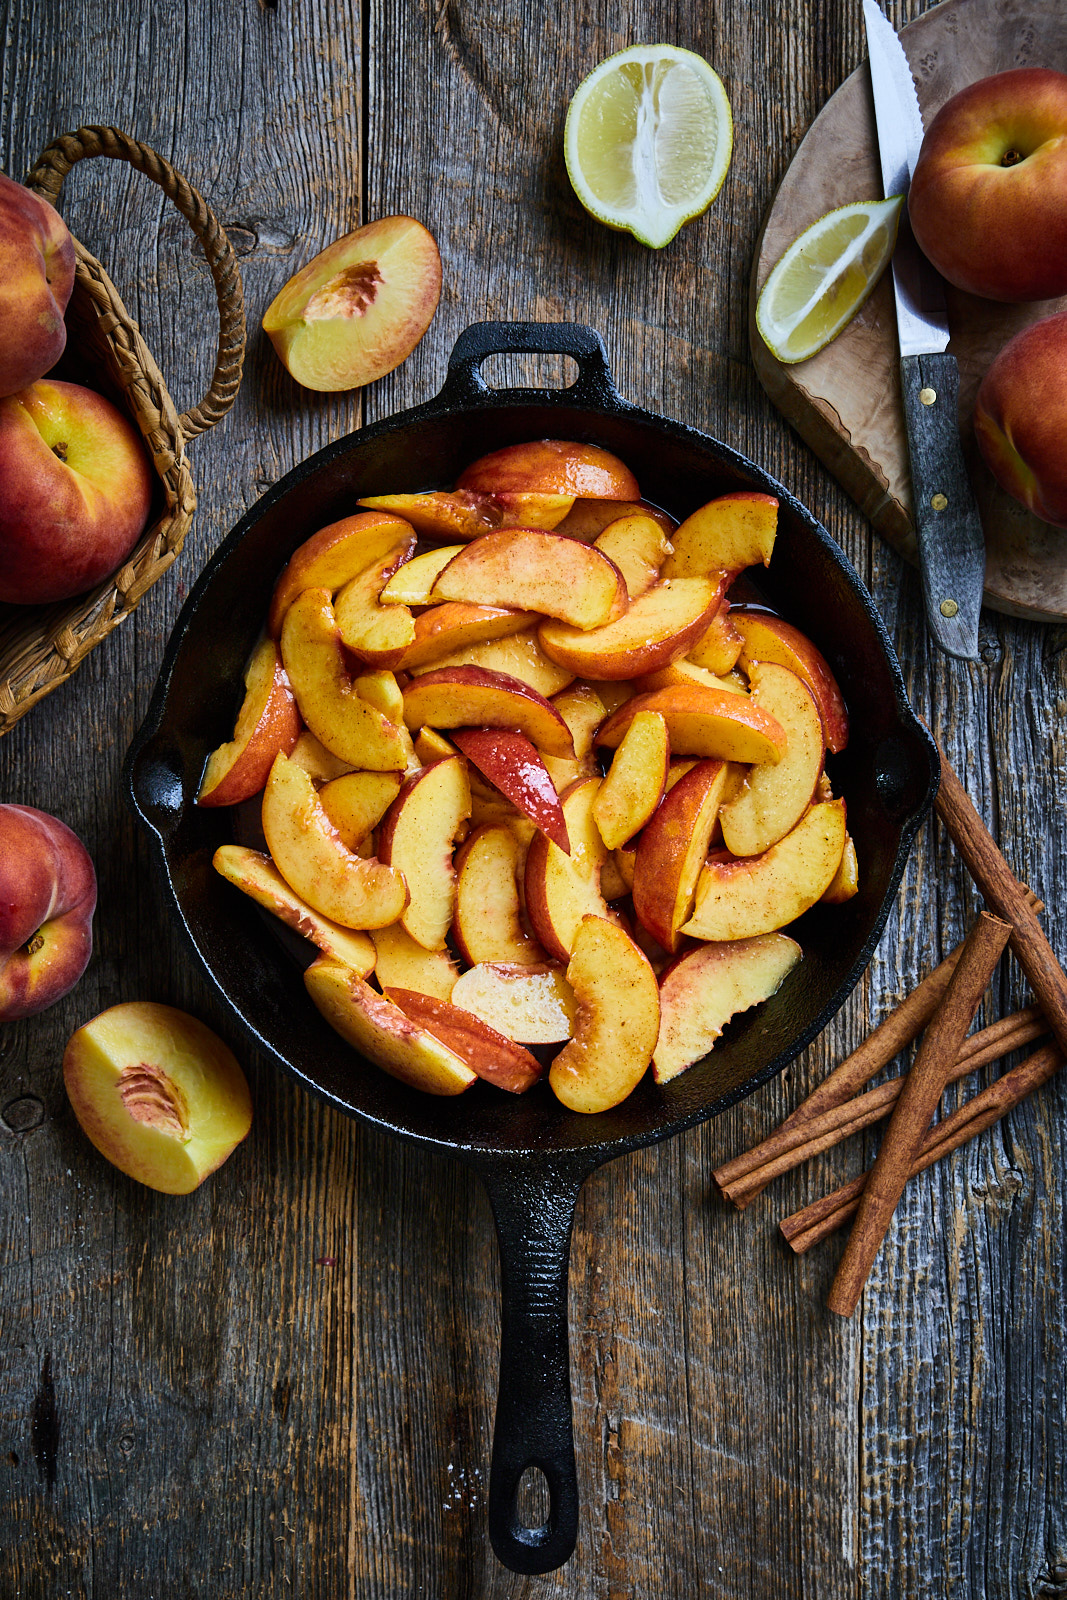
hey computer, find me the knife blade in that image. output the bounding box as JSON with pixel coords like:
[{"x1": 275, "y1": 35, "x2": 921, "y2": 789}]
[{"x1": 862, "y1": 0, "x2": 985, "y2": 661}]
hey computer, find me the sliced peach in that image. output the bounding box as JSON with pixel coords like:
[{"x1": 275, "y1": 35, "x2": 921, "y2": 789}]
[
  {"x1": 554, "y1": 498, "x2": 674, "y2": 542},
  {"x1": 450, "y1": 728, "x2": 569, "y2": 851},
  {"x1": 407, "y1": 625, "x2": 574, "y2": 697},
  {"x1": 662, "y1": 492, "x2": 778, "y2": 578},
  {"x1": 686, "y1": 601, "x2": 746, "y2": 674},
  {"x1": 733, "y1": 609, "x2": 850, "y2": 753},
  {"x1": 370, "y1": 922, "x2": 459, "y2": 1001},
  {"x1": 401, "y1": 666, "x2": 575, "y2": 758},
  {"x1": 631, "y1": 759, "x2": 732, "y2": 953},
  {"x1": 213, "y1": 845, "x2": 377, "y2": 973},
  {"x1": 397, "y1": 601, "x2": 538, "y2": 671},
  {"x1": 653, "y1": 935, "x2": 803, "y2": 1083},
  {"x1": 262, "y1": 216, "x2": 441, "y2": 392},
  {"x1": 491, "y1": 491, "x2": 575, "y2": 528},
  {"x1": 430, "y1": 529, "x2": 627, "y2": 630},
  {"x1": 538, "y1": 577, "x2": 723, "y2": 680},
  {"x1": 718, "y1": 662, "x2": 825, "y2": 857},
  {"x1": 379, "y1": 545, "x2": 463, "y2": 604},
  {"x1": 350, "y1": 669, "x2": 405, "y2": 727},
  {"x1": 63, "y1": 1002, "x2": 252, "y2": 1193},
  {"x1": 280, "y1": 588, "x2": 414, "y2": 770},
  {"x1": 634, "y1": 658, "x2": 748, "y2": 696},
  {"x1": 455, "y1": 439, "x2": 640, "y2": 500},
  {"x1": 357, "y1": 489, "x2": 503, "y2": 541},
  {"x1": 592, "y1": 512, "x2": 673, "y2": 598},
  {"x1": 318, "y1": 771, "x2": 404, "y2": 849},
  {"x1": 547, "y1": 917, "x2": 660, "y2": 1114},
  {"x1": 304, "y1": 957, "x2": 475, "y2": 1095},
  {"x1": 197, "y1": 636, "x2": 301, "y2": 807},
  {"x1": 261, "y1": 752, "x2": 409, "y2": 929},
  {"x1": 592, "y1": 709, "x2": 670, "y2": 849},
  {"x1": 334, "y1": 544, "x2": 417, "y2": 667},
  {"x1": 596, "y1": 683, "x2": 786, "y2": 765},
  {"x1": 377, "y1": 755, "x2": 470, "y2": 949},
  {"x1": 550, "y1": 683, "x2": 606, "y2": 760},
  {"x1": 383, "y1": 987, "x2": 543, "y2": 1093},
  {"x1": 450, "y1": 962, "x2": 576, "y2": 1044},
  {"x1": 821, "y1": 832, "x2": 859, "y2": 903},
  {"x1": 287, "y1": 729, "x2": 356, "y2": 784},
  {"x1": 523, "y1": 776, "x2": 610, "y2": 963},
  {"x1": 682, "y1": 799, "x2": 847, "y2": 941},
  {"x1": 267, "y1": 512, "x2": 414, "y2": 638},
  {"x1": 452, "y1": 823, "x2": 545, "y2": 968}
]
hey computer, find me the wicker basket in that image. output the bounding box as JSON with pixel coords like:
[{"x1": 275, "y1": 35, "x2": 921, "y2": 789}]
[{"x1": 0, "y1": 125, "x2": 246, "y2": 734}]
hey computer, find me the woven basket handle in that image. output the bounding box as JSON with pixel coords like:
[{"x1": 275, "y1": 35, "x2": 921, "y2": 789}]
[{"x1": 24, "y1": 125, "x2": 246, "y2": 441}]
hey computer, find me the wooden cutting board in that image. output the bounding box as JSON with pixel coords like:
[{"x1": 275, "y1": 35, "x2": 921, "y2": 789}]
[{"x1": 749, "y1": 0, "x2": 1067, "y2": 622}]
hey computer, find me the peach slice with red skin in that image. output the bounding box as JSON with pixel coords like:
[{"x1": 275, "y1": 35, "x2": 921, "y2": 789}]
[
  {"x1": 449, "y1": 728, "x2": 569, "y2": 852},
  {"x1": 683, "y1": 798, "x2": 848, "y2": 941},
  {"x1": 449, "y1": 962, "x2": 576, "y2": 1044},
  {"x1": 631, "y1": 758, "x2": 732, "y2": 953},
  {"x1": 396, "y1": 601, "x2": 538, "y2": 672},
  {"x1": 377, "y1": 755, "x2": 471, "y2": 950},
  {"x1": 548, "y1": 916, "x2": 660, "y2": 1114},
  {"x1": 267, "y1": 512, "x2": 415, "y2": 638},
  {"x1": 262, "y1": 216, "x2": 441, "y2": 393},
  {"x1": 356, "y1": 488, "x2": 575, "y2": 539},
  {"x1": 554, "y1": 498, "x2": 675, "y2": 542},
  {"x1": 523, "y1": 776, "x2": 611, "y2": 963},
  {"x1": 456, "y1": 439, "x2": 640, "y2": 500},
  {"x1": 383, "y1": 987, "x2": 543, "y2": 1093},
  {"x1": 538, "y1": 576, "x2": 724, "y2": 680},
  {"x1": 304, "y1": 957, "x2": 476, "y2": 1095},
  {"x1": 452, "y1": 823, "x2": 546, "y2": 968},
  {"x1": 401, "y1": 665, "x2": 576, "y2": 758},
  {"x1": 406, "y1": 624, "x2": 575, "y2": 697},
  {"x1": 732, "y1": 608, "x2": 849, "y2": 753},
  {"x1": 197, "y1": 637, "x2": 301, "y2": 808},
  {"x1": 212, "y1": 845, "x2": 377, "y2": 974},
  {"x1": 652, "y1": 934, "x2": 803, "y2": 1084},
  {"x1": 430, "y1": 529, "x2": 628, "y2": 630},
  {"x1": 718, "y1": 662, "x2": 826, "y2": 857},
  {"x1": 596, "y1": 683, "x2": 786, "y2": 765},
  {"x1": 62, "y1": 1002, "x2": 253, "y2": 1193},
  {"x1": 662, "y1": 492, "x2": 778, "y2": 579}
]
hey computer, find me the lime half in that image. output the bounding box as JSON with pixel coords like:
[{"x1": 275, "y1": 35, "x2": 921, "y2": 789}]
[
  {"x1": 755, "y1": 196, "x2": 904, "y2": 364},
  {"x1": 565, "y1": 44, "x2": 733, "y2": 249}
]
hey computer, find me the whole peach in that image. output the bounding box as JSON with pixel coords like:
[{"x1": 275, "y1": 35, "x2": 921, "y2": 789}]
[
  {"x1": 0, "y1": 172, "x2": 76, "y2": 396},
  {"x1": 908, "y1": 68, "x2": 1067, "y2": 302},
  {"x1": 973, "y1": 310, "x2": 1067, "y2": 528},
  {"x1": 0, "y1": 378, "x2": 154, "y2": 604},
  {"x1": 0, "y1": 804, "x2": 97, "y2": 1020}
]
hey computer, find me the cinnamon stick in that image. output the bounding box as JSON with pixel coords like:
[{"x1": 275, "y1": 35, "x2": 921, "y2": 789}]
[
  {"x1": 935, "y1": 746, "x2": 1067, "y2": 1058},
  {"x1": 718, "y1": 1005, "x2": 1047, "y2": 1208},
  {"x1": 827, "y1": 910, "x2": 1012, "y2": 1317},
  {"x1": 780, "y1": 1041, "x2": 1064, "y2": 1253}
]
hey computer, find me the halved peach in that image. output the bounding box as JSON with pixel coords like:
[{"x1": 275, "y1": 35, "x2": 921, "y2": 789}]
[
  {"x1": 596, "y1": 683, "x2": 786, "y2": 765},
  {"x1": 733, "y1": 609, "x2": 849, "y2": 753},
  {"x1": 377, "y1": 755, "x2": 470, "y2": 950},
  {"x1": 304, "y1": 957, "x2": 475, "y2": 1095},
  {"x1": 592, "y1": 709, "x2": 670, "y2": 849},
  {"x1": 523, "y1": 776, "x2": 610, "y2": 962},
  {"x1": 430, "y1": 530, "x2": 628, "y2": 630},
  {"x1": 450, "y1": 728, "x2": 569, "y2": 851},
  {"x1": 213, "y1": 844, "x2": 377, "y2": 973},
  {"x1": 539, "y1": 577, "x2": 723, "y2": 680},
  {"x1": 682, "y1": 799, "x2": 847, "y2": 940},
  {"x1": 453, "y1": 823, "x2": 546, "y2": 966},
  {"x1": 383, "y1": 987, "x2": 543, "y2": 1092},
  {"x1": 280, "y1": 588, "x2": 414, "y2": 770},
  {"x1": 662, "y1": 492, "x2": 778, "y2": 578},
  {"x1": 593, "y1": 512, "x2": 673, "y2": 598},
  {"x1": 267, "y1": 512, "x2": 414, "y2": 638},
  {"x1": 718, "y1": 662, "x2": 825, "y2": 857},
  {"x1": 547, "y1": 917, "x2": 660, "y2": 1113},
  {"x1": 455, "y1": 439, "x2": 640, "y2": 500},
  {"x1": 449, "y1": 962, "x2": 576, "y2": 1044},
  {"x1": 370, "y1": 922, "x2": 459, "y2": 1001},
  {"x1": 197, "y1": 637, "x2": 301, "y2": 807},
  {"x1": 631, "y1": 759, "x2": 732, "y2": 953},
  {"x1": 653, "y1": 934, "x2": 802, "y2": 1083},
  {"x1": 262, "y1": 216, "x2": 441, "y2": 392},
  {"x1": 261, "y1": 752, "x2": 409, "y2": 929},
  {"x1": 401, "y1": 666, "x2": 575, "y2": 758}
]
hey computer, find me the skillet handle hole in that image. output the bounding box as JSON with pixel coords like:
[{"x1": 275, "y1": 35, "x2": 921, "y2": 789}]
[
  {"x1": 514, "y1": 1465, "x2": 552, "y2": 1534},
  {"x1": 481, "y1": 352, "x2": 579, "y2": 391}
]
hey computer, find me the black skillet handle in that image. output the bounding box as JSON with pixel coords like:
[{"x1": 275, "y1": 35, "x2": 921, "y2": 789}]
[
  {"x1": 477, "y1": 1152, "x2": 592, "y2": 1575},
  {"x1": 438, "y1": 320, "x2": 626, "y2": 413}
]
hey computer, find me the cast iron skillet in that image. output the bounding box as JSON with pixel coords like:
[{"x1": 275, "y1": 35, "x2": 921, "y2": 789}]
[{"x1": 126, "y1": 322, "x2": 938, "y2": 1574}]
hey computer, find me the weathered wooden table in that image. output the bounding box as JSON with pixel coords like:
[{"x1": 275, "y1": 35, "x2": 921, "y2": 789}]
[{"x1": 2, "y1": 2, "x2": 1064, "y2": 1595}]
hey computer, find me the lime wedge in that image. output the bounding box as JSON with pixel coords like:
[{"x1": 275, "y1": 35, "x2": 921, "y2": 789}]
[
  {"x1": 755, "y1": 196, "x2": 904, "y2": 364},
  {"x1": 564, "y1": 44, "x2": 733, "y2": 249}
]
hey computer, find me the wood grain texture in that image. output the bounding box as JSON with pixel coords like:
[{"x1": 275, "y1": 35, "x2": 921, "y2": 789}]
[{"x1": 1, "y1": 0, "x2": 1065, "y2": 1596}]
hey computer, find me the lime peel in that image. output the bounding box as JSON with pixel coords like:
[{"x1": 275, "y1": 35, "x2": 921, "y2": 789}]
[{"x1": 756, "y1": 196, "x2": 904, "y2": 365}]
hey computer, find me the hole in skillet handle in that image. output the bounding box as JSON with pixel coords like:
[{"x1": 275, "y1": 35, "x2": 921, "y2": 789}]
[{"x1": 438, "y1": 320, "x2": 627, "y2": 415}]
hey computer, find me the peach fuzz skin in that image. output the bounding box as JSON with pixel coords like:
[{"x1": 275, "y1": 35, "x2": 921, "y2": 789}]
[
  {"x1": 0, "y1": 172, "x2": 75, "y2": 398},
  {"x1": 973, "y1": 310, "x2": 1067, "y2": 528},
  {"x1": 0, "y1": 803, "x2": 97, "y2": 1020},
  {"x1": 0, "y1": 379, "x2": 154, "y2": 604}
]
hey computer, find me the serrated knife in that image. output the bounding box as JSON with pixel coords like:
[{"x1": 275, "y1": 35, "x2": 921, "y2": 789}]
[{"x1": 863, "y1": 0, "x2": 985, "y2": 661}]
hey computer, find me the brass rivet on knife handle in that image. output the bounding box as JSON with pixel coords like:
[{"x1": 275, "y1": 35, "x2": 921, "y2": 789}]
[
  {"x1": 827, "y1": 910, "x2": 1012, "y2": 1318},
  {"x1": 933, "y1": 744, "x2": 1067, "y2": 1059}
]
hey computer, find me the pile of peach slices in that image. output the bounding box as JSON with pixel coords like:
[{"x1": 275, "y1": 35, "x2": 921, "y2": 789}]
[{"x1": 200, "y1": 438, "x2": 855, "y2": 1115}]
